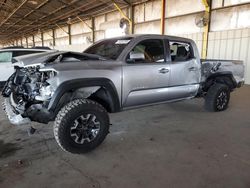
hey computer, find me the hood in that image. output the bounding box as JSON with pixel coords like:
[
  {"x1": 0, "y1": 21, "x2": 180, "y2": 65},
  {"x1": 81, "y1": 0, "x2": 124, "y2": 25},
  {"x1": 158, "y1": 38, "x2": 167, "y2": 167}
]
[
  {"x1": 12, "y1": 51, "x2": 107, "y2": 68},
  {"x1": 12, "y1": 51, "x2": 61, "y2": 67}
]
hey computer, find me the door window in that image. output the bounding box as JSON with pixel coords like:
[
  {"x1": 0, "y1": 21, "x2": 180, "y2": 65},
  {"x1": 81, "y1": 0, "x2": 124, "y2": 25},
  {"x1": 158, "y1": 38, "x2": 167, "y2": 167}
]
[
  {"x1": 169, "y1": 41, "x2": 193, "y2": 62},
  {"x1": 127, "y1": 39, "x2": 165, "y2": 63},
  {"x1": 0, "y1": 52, "x2": 12, "y2": 63}
]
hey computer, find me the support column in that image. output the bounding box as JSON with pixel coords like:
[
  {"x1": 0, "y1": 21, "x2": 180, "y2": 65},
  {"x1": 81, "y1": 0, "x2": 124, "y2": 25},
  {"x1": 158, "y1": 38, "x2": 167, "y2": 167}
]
[
  {"x1": 68, "y1": 24, "x2": 72, "y2": 45},
  {"x1": 91, "y1": 17, "x2": 95, "y2": 43},
  {"x1": 41, "y1": 32, "x2": 44, "y2": 46},
  {"x1": 32, "y1": 35, "x2": 35, "y2": 47},
  {"x1": 52, "y1": 29, "x2": 56, "y2": 46},
  {"x1": 25, "y1": 37, "x2": 28, "y2": 48},
  {"x1": 201, "y1": 0, "x2": 211, "y2": 59},
  {"x1": 161, "y1": 0, "x2": 166, "y2": 34},
  {"x1": 129, "y1": 4, "x2": 134, "y2": 34}
]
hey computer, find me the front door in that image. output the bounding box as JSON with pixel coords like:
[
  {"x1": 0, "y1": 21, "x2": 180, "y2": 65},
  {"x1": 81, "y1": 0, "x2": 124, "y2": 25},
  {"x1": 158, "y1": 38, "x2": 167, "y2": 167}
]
[{"x1": 122, "y1": 38, "x2": 170, "y2": 108}]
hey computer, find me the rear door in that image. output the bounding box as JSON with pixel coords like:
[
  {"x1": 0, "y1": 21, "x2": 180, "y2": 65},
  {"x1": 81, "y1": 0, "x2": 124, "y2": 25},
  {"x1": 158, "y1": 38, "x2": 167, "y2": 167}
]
[
  {"x1": 167, "y1": 40, "x2": 201, "y2": 100},
  {"x1": 0, "y1": 51, "x2": 13, "y2": 82},
  {"x1": 122, "y1": 38, "x2": 171, "y2": 108}
]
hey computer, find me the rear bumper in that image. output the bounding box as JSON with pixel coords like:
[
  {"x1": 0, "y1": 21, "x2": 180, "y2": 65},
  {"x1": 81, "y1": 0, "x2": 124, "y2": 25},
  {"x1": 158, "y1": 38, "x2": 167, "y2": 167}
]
[{"x1": 2, "y1": 97, "x2": 31, "y2": 126}]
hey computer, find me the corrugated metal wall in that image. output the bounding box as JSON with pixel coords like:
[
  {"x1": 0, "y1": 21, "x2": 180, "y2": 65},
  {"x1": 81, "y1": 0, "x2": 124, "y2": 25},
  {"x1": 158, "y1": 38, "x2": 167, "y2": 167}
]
[
  {"x1": 177, "y1": 29, "x2": 250, "y2": 84},
  {"x1": 207, "y1": 28, "x2": 250, "y2": 84},
  {"x1": 7, "y1": 0, "x2": 250, "y2": 84}
]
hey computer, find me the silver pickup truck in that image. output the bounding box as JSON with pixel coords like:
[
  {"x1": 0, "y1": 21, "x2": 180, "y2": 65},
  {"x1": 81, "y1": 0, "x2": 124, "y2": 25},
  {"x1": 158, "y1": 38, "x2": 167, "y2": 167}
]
[{"x1": 2, "y1": 34, "x2": 244, "y2": 154}]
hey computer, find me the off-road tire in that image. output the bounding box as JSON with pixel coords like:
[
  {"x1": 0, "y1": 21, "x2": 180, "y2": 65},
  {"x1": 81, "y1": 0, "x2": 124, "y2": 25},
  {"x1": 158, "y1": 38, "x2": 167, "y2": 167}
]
[
  {"x1": 205, "y1": 83, "x2": 230, "y2": 112},
  {"x1": 54, "y1": 99, "x2": 109, "y2": 154}
]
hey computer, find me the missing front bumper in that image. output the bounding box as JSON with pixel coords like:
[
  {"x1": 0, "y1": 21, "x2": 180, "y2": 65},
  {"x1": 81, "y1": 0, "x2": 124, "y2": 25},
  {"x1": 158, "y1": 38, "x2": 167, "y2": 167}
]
[{"x1": 2, "y1": 98, "x2": 31, "y2": 126}]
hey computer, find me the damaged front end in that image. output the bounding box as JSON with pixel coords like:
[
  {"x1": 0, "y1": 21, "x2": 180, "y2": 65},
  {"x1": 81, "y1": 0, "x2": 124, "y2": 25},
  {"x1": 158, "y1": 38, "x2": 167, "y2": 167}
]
[{"x1": 2, "y1": 65, "x2": 57, "y2": 125}]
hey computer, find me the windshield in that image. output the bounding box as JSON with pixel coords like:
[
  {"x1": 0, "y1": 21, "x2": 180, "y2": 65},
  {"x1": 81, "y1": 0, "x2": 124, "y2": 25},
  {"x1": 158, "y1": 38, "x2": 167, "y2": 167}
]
[{"x1": 84, "y1": 37, "x2": 132, "y2": 60}]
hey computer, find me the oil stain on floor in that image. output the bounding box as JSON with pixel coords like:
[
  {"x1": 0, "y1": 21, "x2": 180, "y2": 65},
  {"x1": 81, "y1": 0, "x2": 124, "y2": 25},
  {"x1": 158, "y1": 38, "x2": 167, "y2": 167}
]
[{"x1": 0, "y1": 140, "x2": 22, "y2": 159}]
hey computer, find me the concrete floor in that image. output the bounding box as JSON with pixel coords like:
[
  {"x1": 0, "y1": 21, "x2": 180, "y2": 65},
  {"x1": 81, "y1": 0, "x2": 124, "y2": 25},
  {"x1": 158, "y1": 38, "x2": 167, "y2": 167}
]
[{"x1": 0, "y1": 86, "x2": 250, "y2": 188}]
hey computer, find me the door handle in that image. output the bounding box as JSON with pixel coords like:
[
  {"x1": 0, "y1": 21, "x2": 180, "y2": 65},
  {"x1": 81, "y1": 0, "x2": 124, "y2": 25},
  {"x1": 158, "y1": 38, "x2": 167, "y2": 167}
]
[
  {"x1": 189, "y1": 67, "x2": 197, "y2": 71},
  {"x1": 159, "y1": 68, "x2": 169, "y2": 74}
]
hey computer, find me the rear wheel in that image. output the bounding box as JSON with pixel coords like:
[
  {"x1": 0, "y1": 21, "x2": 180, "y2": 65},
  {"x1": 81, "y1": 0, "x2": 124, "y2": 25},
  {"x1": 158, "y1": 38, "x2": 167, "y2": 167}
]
[
  {"x1": 205, "y1": 83, "x2": 230, "y2": 112},
  {"x1": 54, "y1": 99, "x2": 109, "y2": 154}
]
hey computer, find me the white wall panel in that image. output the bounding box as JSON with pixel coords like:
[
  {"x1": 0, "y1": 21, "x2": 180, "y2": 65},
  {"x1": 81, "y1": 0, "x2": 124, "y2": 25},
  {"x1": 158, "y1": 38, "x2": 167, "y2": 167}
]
[
  {"x1": 35, "y1": 42, "x2": 42, "y2": 46},
  {"x1": 212, "y1": 0, "x2": 250, "y2": 8},
  {"x1": 71, "y1": 21, "x2": 92, "y2": 35},
  {"x1": 43, "y1": 40, "x2": 53, "y2": 47},
  {"x1": 95, "y1": 15, "x2": 105, "y2": 30},
  {"x1": 43, "y1": 30, "x2": 53, "y2": 40},
  {"x1": 34, "y1": 33, "x2": 42, "y2": 43},
  {"x1": 55, "y1": 26, "x2": 68, "y2": 38},
  {"x1": 94, "y1": 31, "x2": 105, "y2": 41},
  {"x1": 210, "y1": 4, "x2": 250, "y2": 31},
  {"x1": 145, "y1": 0, "x2": 161, "y2": 21},
  {"x1": 165, "y1": 14, "x2": 203, "y2": 35},
  {"x1": 55, "y1": 37, "x2": 68, "y2": 46},
  {"x1": 106, "y1": 10, "x2": 123, "y2": 21},
  {"x1": 71, "y1": 33, "x2": 92, "y2": 45},
  {"x1": 134, "y1": 4, "x2": 145, "y2": 23},
  {"x1": 134, "y1": 21, "x2": 161, "y2": 34},
  {"x1": 27, "y1": 36, "x2": 33, "y2": 47},
  {"x1": 166, "y1": 0, "x2": 205, "y2": 17},
  {"x1": 224, "y1": 0, "x2": 250, "y2": 6},
  {"x1": 207, "y1": 28, "x2": 250, "y2": 84},
  {"x1": 212, "y1": 0, "x2": 223, "y2": 9}
]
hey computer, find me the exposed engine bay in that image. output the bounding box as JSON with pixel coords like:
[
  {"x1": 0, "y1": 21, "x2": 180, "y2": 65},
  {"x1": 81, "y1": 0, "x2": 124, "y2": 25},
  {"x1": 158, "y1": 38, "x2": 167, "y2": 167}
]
[
  {"x1": 3, "y1": 66, "x2": 57, "y2": 124},
  {"x1": 2, "y1": 51, "x2": 109, "y2": 125}
]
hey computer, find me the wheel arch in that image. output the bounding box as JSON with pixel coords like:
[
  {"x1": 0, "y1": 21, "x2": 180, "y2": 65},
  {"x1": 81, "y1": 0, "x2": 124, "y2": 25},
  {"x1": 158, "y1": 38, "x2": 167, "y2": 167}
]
[
  {"x1": 203, "y1": 72, "x2": 237, "y2": 92},
  {"x1": 48, "y1": 78, "x2": 121, "y2": 114}
]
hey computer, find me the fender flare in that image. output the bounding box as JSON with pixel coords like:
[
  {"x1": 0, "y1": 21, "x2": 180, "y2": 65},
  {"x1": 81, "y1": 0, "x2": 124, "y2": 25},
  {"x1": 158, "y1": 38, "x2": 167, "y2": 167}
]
[
  {"x1": 205, "y1": 71, "x2": 237, "y2": 89},
  {"x1": 48, "y1": 78, "x2": 121, "y2": 113}
]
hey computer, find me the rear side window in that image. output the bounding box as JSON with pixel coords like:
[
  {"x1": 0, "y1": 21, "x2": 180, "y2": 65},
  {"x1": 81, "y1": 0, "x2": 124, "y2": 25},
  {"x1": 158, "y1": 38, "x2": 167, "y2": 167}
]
[
  {"x1": 0, "y1": 52, "x2": 12, "y2": 62},
  {"x1": 13, "y1": 50, "x2": 44, "y2": 57},
  {"x1": 169, "y1": 41, "x2": 193, "y2": 62}
]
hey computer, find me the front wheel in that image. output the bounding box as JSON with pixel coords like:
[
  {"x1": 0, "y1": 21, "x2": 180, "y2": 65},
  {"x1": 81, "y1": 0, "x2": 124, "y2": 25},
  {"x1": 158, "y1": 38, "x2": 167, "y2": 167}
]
[
  {"x1": 205, "y1": 83, "x2": 230, "y2": 112},
  {"x1": 54, "y1": 99, "x2": 109, "y2": 154}
]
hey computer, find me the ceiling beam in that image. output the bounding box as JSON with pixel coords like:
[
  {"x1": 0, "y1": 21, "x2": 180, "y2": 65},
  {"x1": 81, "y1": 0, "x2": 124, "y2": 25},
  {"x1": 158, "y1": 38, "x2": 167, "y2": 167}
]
[
  {"x1": 5, "y1": 0, "x2": 82, "y2": 36},
  {"x1": 1, "y1": 0, "x2": 51, "y2": 33},
  {"x1": 0, "y1": 0, "x2": 29, "y2": 28},
  {"x1": 122, "y1": 0, "x2": 131, "y2": 5},
  {"x1": 3, "y1": 3, "x2": 110, "y2": 42},
  {"x1": 6, "y1": 0, "x2": 103, "y2": 38}
]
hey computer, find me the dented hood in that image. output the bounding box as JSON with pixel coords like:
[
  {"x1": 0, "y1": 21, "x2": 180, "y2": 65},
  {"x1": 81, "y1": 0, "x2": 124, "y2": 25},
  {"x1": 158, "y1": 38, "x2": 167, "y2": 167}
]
[
  {"x1": 12, "y1": 51, "x2": 106, "y2": 68},
  {"x1": 12, "y1": 51, "x2": 60, "y2": 67}
]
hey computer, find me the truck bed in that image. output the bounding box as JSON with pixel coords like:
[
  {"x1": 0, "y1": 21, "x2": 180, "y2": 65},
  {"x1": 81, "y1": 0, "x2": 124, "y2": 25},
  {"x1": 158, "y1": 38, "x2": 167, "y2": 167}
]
[{"x1": 201, "y1": 59, "x2": 244, "y2": 84}]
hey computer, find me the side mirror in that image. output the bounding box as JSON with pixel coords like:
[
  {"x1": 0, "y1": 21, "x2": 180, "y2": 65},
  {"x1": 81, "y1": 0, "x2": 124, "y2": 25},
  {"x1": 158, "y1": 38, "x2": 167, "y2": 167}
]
[{"x1": 129, "y1": 51, "x2": 145, "y2": 60}]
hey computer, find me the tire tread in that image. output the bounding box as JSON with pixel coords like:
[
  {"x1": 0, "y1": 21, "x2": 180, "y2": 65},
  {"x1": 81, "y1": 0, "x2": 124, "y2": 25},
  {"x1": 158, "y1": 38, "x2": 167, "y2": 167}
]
[{"x1": 54, "y1": 99, "x2": 108, "y2": 153}]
